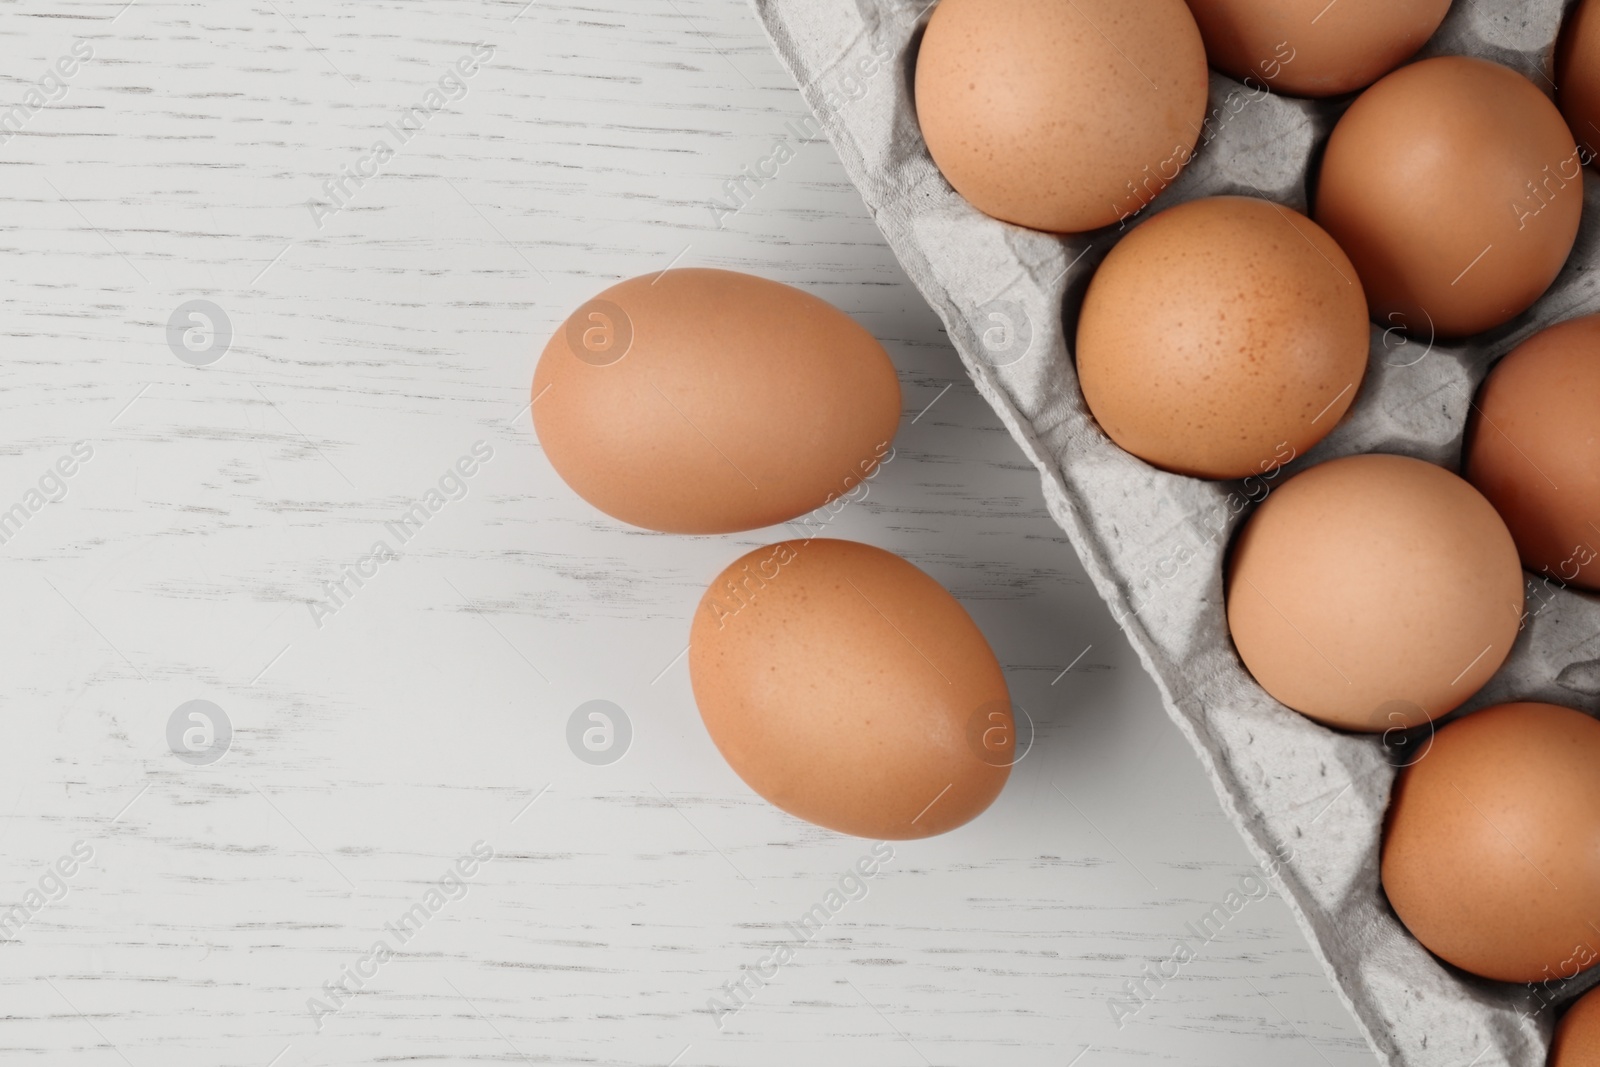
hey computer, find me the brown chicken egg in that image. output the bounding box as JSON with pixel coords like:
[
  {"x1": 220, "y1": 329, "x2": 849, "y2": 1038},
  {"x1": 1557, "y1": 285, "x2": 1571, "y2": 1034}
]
[
  {"x1": 1559, "y1": 0, "x2": 1600, "y2": 159},
  {"x1": 689, "y1": 538, "x2": 1012, "y2": 839},
  {"x1": 1553, "y1": 986, "x2": 1600, "y2": 1066},
  {"x1": 1315, "y1": 57, "x2": 1583, "y2": 338},
  {"x1": 1382, "y1": 702, "x2": 1600, "y2": 983},
  {"x1": 1076, "y1": 196, "x2": 1369, "y2": 480},
  {"x1": 1227, "y1": 454, "x2": 1523, "y2": 731},
  {"x1": 532, "y1": 269, "x2": 900, "y2": 534},
  {"x1": 914, "y1": 0, "x2": 1209, "y2": 233},
  {"x1": 1184, "y1": 0, "x2": 1450, "y2": 97},
  {"x1": 1464, "y1": 313, "x2": 1600, "y2": 592}
]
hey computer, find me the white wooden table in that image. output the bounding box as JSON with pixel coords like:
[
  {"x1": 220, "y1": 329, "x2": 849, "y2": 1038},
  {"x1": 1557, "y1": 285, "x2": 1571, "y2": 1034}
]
[{"x1": 0, "y1": 1, "x2": 1380, "y2": 1063}]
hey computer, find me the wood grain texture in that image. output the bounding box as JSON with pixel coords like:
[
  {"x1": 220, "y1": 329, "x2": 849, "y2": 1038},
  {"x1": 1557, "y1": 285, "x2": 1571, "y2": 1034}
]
[{"x1": 0, "y1": 0, "x2": 1376, "y2": 1063}]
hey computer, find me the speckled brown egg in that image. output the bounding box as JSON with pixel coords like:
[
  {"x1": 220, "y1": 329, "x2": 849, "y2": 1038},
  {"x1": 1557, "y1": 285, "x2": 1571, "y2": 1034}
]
[
  {"x1": 1076, "y1": 196, "x2": 1369, "y2": 480},
  {"x1": 1553, "y1": 985, "x2": 1600, "y2": 1066},
  {"x1": 1559, "y1": 0, "x2": 1600, "y2": 159},
  {"x1": 1184, "y1": 0, "x2": 1450, "y2": 97},
  {"x1": 1227, "y1": 454, "x2": 1524, "y2": 731},
  {"x1": 914, "y1": 0, "x2": 1210, "y2": 233},
  {"x1": 1315, "y1": 56, "x2": 1583, "y2": 338},
  {"x1": 532, "y1": 269, "x2": 901, "y2": 534},
  {"x1": 1465, "y1": 314, "x2": 1600, "y2": 592},
  {"x1": 1382, "y1": 702, "x2": 1600, "y2": 983},
  {"x1": 689, "y1": 539, "x2": 1012, "y2": 839}
]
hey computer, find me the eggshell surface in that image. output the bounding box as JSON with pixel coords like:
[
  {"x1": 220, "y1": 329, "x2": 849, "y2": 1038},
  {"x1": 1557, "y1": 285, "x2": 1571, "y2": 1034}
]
[
  {"x1": 1464, "y1": 313, "x2": 1600, "y2": 591},
  {"x1": 1226, "y1": 454, "x2": 1523, "y2": 731},
  {"x1": 914, "y1": 0, "x2": 1209, "y2": 233},
  {"x1": 1184, "y1": 0, "x2": 1450, "y2": 97},
  {"x1": 1382, "y1": 702, "x2": 1600, "y2": 983},
  {"x1": 1553, "y1": 985, "x2": 1600, "y2": 1067},
  {"x1": 1076, "y1": 196, "x2": 1369, "y2": 479},
  {"x1": 689, "y1": 539, "x2": 1011, "y2": 839},
  {"x1": 1559, "y1": 0, "x2": 1600, "y2": 158},
  {"x1": 532, "y1": 269, "x2": 901, "y2": 534},
  {"x1": 1315, "y1": 57, "x2": 1583, "y2": 337}
]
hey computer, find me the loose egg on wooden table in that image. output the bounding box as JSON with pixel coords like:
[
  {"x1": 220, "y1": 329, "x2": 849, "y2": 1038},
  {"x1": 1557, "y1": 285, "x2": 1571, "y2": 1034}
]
[
  {"x1": 689, "y1": 538, "x2": 1012, "y2": 839},
  {"x1": 1076, "y1": 196, "x2": 1369, "y2": 480},
  {"x1": 1464, "y1": 313, "x2": 1600, "y2": 591},
  {"x1": 1184, "y1": 0, "x2": 1451, "y2": 97},
  {"x1": 1316, "y1": 56, "x2": 1583, "y2": 337},
  {"x1": 1382, "y1": 702, "x2": 1600, "y2": 983},
  {"x1": 914, "y1": 0, "x2": 1209, "y2": 233},
  {"x1": 532, "y1": 269, "x2": 901, "y2": 534},
  {"x1": 1226, "y1": 454, "x2": 1524, "y2": 731}
]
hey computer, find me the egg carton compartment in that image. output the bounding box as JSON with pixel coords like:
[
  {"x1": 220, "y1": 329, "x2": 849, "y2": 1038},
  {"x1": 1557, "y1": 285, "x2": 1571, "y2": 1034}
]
[{"x1": 748, "y1": 0, "x2": 1600, "y2": 1064}]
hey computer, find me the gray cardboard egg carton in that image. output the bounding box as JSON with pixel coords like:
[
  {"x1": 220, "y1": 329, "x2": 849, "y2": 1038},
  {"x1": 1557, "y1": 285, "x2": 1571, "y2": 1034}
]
[{"x1": 750, "y1": 0, "x2": 1600, "y2": 1063}]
